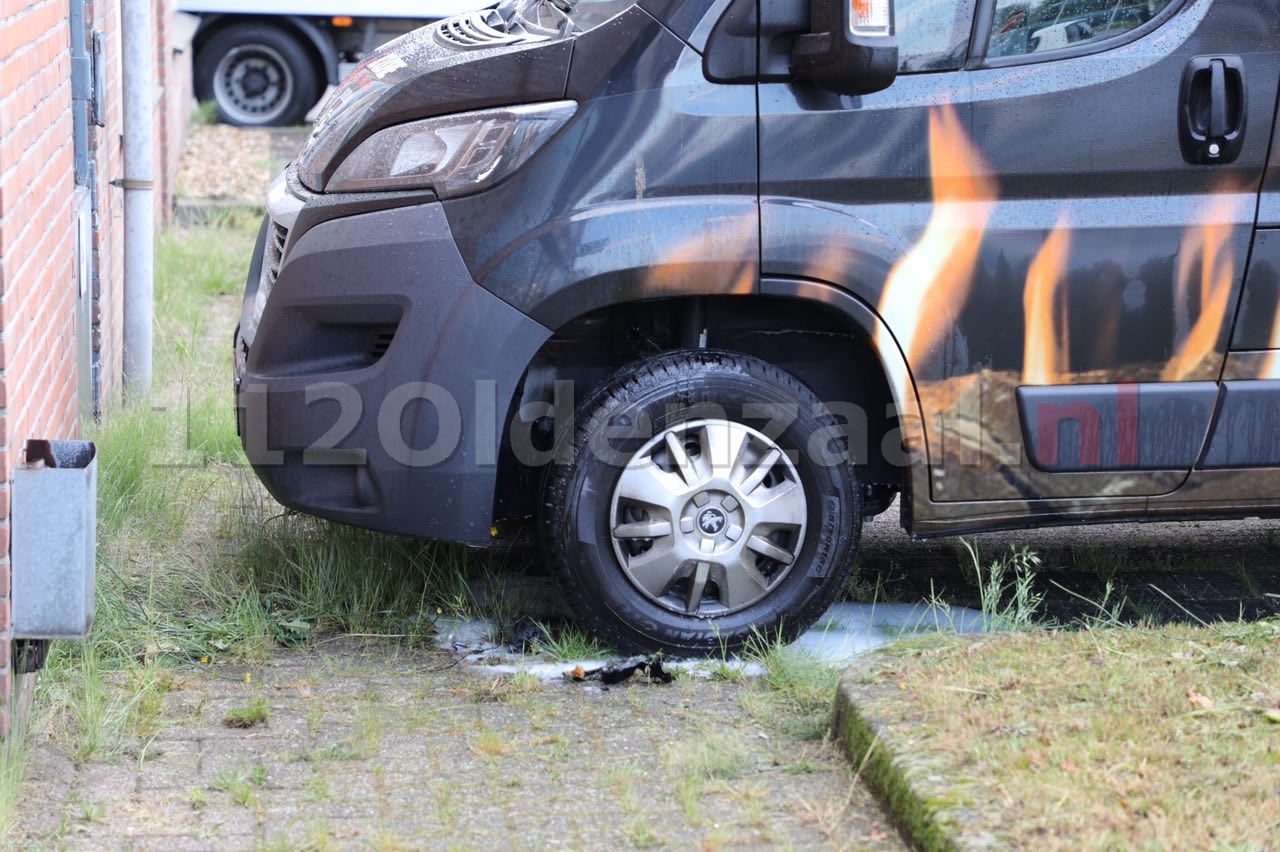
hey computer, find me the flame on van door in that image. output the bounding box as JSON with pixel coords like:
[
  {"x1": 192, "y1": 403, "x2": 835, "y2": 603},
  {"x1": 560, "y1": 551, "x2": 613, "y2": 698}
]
[
  {"x1": 1022, "y1": 215, "x2": 1073, "y2": 386},
  {"x1": 875, "y1": 103, "x2": 997, "y2": 369}
]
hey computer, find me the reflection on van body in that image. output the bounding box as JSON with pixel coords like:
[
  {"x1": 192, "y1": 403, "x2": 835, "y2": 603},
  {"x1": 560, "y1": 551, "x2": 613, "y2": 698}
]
[{"x1": 234, "y1": 0, "x2": 1280, "y2": 651}]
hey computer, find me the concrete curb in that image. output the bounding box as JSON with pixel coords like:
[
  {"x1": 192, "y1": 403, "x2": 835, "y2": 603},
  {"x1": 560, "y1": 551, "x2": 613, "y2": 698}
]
[{"x1": 831, "y1": 654, "x2": 1003, "y2": 851}]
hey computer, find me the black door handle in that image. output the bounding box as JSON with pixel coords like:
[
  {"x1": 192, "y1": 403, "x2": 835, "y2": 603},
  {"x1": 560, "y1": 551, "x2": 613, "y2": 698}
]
[
  {"x1": 1180, "y1": 55, "x2": 1246, "y2": 165},
  {"x1": 1208, "y1": 59, "x2": 1227, "y2": 138}
]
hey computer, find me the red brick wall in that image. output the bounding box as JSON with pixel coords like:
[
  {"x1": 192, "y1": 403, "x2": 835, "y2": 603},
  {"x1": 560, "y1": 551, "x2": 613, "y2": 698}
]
[
  {"x1": 0, "y1": 0, "x2": 82, "y2": 739},
  {"x1": 0, "y1": 0, "x2": 188, "y2": 738},
  {"x1": 155, "y1": 0, "x2": 193, "y2": 219}
]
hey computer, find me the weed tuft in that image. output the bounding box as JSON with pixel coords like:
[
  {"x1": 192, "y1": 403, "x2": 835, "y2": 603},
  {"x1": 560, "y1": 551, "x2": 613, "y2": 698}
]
[
  {"x1": 743, "y1": 633, "x2": 842, "y2": 741},
  {"x1": 231, "y1": 498, "x2": 480, "y2": 641},
  {"x1": 223, "y1": 696, "x2": 270, "y2": 728},
  {"x1": 960, "y1": 539, "x2": 1047, "y2": 631},
  {"x1": 210, "y1": 766, "x2": 260, "y2": 807},
  {"x1": 531, "y1": 620, "x2": 611, "y2": 661},
  {"x1": 472, "y1": 731, "x2": 515, "y2": 757},
  {"x1": 460, "y1": 672, "x2": 543, "y2": 703},
  {"x1": 191, "y1": 100, "x2": 220, "y2": 125}
]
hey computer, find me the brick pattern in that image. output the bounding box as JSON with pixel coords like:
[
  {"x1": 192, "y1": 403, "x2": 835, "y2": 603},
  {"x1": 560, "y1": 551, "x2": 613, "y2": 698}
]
[
  {"x1": 0, "y1": 0, "x2": 189, "y2": 738},
  {"x1": 0, "y1": 0, "x2": 81, "y2": 740}
]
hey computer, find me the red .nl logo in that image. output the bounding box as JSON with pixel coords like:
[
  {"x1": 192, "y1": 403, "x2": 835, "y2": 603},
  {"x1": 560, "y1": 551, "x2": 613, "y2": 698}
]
[{"x1": 1035, "y1": 382, "x2": 1139, "y2": 467}]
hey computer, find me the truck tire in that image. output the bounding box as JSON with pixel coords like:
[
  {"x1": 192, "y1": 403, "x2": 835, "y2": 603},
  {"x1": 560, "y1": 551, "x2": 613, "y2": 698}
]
[
  {"x1": 540, "y1": 350, "x2": 862, "y2": 655},
  {"x1": 194, "y1": 24, "x2": 320, "y2": 127}
]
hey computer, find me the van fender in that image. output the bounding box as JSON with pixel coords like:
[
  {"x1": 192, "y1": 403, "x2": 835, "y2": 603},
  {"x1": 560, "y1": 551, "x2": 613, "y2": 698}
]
[
  {"x1": 473, "y1": 197, "x2": 762, "y2": 331},
  {"x1": 758, "y1": 277, "x2": 932, "y2": 522}
]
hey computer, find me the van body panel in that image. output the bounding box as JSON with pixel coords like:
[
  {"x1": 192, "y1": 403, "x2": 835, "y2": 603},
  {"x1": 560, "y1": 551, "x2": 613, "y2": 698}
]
[
  {"x1": 1228, "y1": 228, "x2": 1280, "y2": 351},
  {"x1": 1250, "y1": 0, "x2": 1280, "y2": 227},
  {"x1": 760, "y1": 0, "x2": 1280, "y2": 514},
  {"x1": 444, "y1": 20, "x2": 760, "y2": 327},
  {"x1": 1016, "y1": 382, "x2": 1219, "y2": 472},
  {"x1": 757, "y1": 277, "x2": 934, "y2": 528},
  {"x1": 637, "y1": 0, "x2": 722, "y2": 47},
  {"x1": 1221, "y1": 350, "x2": 1277, "y2": 380},
  {"x1": 1201, "y1": 380, "x2": 1280, "y2": 467},
  {"x1": 236, "y1": 0, "x2": 1280, "y2": 572}
]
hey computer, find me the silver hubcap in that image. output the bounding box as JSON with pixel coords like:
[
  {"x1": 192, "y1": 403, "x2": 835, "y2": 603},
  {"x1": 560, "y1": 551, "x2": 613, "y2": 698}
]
[
  {"x1": 609, "y1": 419, "x2": 808, "y2": 617},
  {"x1": 213, "y1": 44, "x2": 294, "y2": 125}
]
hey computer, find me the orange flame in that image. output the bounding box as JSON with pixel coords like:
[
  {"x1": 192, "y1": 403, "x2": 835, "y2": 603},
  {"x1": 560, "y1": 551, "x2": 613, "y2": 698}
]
[
  {"x1": 1021, "y1": 214, "x2": 1072, "y2": 385},
  {"x1": 1263, "y1": 308, "x2": 1280, "y2": 379},
  {"x1": 1161, "y1": 196, "x2": 1240, "y2": 382},
  {"x1": 876, "y1": 104, "x2": 997, "y2": 369},
  {"x1": 643, "y1": 212, "x2": 757, "y2": 296}
]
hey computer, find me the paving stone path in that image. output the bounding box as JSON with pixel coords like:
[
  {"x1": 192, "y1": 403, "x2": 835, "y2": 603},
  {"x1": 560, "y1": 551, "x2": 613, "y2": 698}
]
[{"x1": 16, "y1": 641, "x2": 904, "y2": 850}]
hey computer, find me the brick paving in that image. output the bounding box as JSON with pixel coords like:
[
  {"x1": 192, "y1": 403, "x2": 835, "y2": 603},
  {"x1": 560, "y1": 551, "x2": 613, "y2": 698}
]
[{"x1": 16, "y1": 641, "x2": 904, "y2": 850}]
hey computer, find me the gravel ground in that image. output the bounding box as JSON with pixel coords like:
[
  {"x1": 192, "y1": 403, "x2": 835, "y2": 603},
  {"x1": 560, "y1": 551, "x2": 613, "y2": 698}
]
[
  {"x1": 177, "y1": 125, "x2": 272, "y2": 202},
  {"x1": 177, "y1": 125, "x2": 308, "y2": 205}
]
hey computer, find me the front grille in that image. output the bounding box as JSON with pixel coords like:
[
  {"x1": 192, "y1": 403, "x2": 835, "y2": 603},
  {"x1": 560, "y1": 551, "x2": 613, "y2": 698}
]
[
  {"x1": 245, "y1": 218, "x2": 289, "y2": 348},
  {"x1": 266, "y1": 222, "x2": 288, "y2": 288},
  {"x1": 368, "y1": 327, "x2": 396, "y2": 363}
]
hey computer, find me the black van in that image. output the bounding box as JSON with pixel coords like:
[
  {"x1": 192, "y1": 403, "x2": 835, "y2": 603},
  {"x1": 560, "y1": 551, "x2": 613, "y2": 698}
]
[{"x1": 235, "y1": 0, "x2": 1280, "y2": 653}]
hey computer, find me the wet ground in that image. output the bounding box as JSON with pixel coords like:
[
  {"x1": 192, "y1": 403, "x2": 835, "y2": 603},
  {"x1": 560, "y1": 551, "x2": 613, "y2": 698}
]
[
  {"x1": 17, "y1": 508, "x2": 1279, "y2": 849},
  {"x1": 857, "y1": 504, "x2": 1280, "y2": 624}
]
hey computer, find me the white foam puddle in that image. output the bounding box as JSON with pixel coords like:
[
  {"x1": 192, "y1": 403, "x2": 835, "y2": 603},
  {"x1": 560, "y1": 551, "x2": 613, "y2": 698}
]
[
  {"x1": 435, "y1": 600, "x2": 985, "y2": 681},
  {"x1": 790, "y1": 602, "x2": 985, "y2": 662}
]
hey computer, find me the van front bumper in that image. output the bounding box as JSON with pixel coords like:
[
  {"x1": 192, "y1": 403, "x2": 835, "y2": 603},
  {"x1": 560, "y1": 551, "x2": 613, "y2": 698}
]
[{"x1": 234, "y1": 172, "x2": 550, "y2": 544}]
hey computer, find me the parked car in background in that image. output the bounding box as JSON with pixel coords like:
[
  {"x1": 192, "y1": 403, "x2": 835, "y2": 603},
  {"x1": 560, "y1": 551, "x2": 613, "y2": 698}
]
[
  {"x1": 179, "y1": 0, "x2": 492, "y2": 125},
  {"x1": 235, "y1": 0, "x2": 1280, "y2": 654}
]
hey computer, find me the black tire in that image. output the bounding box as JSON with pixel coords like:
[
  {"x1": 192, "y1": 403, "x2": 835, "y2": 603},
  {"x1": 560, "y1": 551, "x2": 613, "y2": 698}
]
[
  {"x1": 540, "y1": 350, "x2": 862, "y2": 655},
  {"x1": 194, "y1": 24, "x2": 320, "y2": 127}
]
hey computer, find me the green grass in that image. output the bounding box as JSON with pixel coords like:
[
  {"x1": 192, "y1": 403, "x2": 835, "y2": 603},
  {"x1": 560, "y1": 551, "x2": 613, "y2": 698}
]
[
  {"x1": 958, "y1": 539, "x2": 1047, "y2": 631},
  {"x1": 211, "y1": 766, "x2": 259, "y2": 807},
  {"x1": 191, "y1": 100, "x2": 220, "y2": 126},
  {"x1": 0, "y1": 700, "x2": 31, "y2": 839},
  {"x1": 300, "y1": 743, "x2": 364, "y2": 763},
  {"x1": 460, "y1": 671, "x2": 543, "y2": 704},
  {"x1": 232, "y1": 503, "x2": 479, "y2": 642},
  {"x1": 223, "y1": 696, "x2": 270, "y2": 729},
  {"x1": 5, "y1": 216, "x2": 485, "y2": 843},
  {"x1": 672, "y1": 735, "x2": 750, "y2": 781},
  {"x1": 838, "y1": 619, "x2": 1280, "y2": 849},
  {"x1": 530, "y1": 621, "x2": 612, "y2": 661},
  {"x1": 88, "y1": 401, "x2": 193, "y2": 538},
  {"x1": 742, "y1": 635, "x2": 844, "y2": 742}
]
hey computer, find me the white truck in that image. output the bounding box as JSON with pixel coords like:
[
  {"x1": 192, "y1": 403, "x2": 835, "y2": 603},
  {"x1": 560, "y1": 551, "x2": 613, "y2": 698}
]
[{"x1": 177, "y1": 0, "x2": 489, "y2": 126}]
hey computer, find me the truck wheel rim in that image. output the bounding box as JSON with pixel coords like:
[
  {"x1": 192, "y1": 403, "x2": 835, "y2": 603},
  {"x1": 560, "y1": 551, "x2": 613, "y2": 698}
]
[
  {"x1": 214, "y1": 44, "x2": 294, "y2": 125},
  {"x1": 608, "y1": 419, "x2": 808, "y2": 618}
]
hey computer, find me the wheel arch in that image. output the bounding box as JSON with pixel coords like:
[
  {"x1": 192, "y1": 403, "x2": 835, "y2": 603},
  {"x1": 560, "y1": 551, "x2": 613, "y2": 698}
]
[{"x1": 491, "y1": 285, "x2": 929, "y2": 531}]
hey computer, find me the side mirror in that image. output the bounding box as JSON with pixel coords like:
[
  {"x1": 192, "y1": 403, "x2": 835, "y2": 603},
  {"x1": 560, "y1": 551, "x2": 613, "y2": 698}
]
[{"x1": 792, "y1": 0, "x2": 897, "y2": 95}]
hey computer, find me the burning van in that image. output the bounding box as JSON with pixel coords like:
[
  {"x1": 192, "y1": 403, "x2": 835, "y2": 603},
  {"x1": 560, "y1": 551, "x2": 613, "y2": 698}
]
[{"x1": 235, "y1": 0, "x2": 1280, "y2": 653}]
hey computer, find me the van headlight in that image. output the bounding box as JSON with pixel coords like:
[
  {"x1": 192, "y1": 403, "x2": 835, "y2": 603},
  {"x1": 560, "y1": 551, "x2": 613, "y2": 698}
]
[{"x1": 321, "y1": 101, "x2": 576, "y2": 197}]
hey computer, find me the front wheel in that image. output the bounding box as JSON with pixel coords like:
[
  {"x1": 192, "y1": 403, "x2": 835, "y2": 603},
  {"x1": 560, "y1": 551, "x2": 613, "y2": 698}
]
[
  {"x1": 540, "y1": 350, "x2": 862, "y2": 655},
  {"x1": 194, "y1": 24, "x2": 320, "y2": 127}
]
